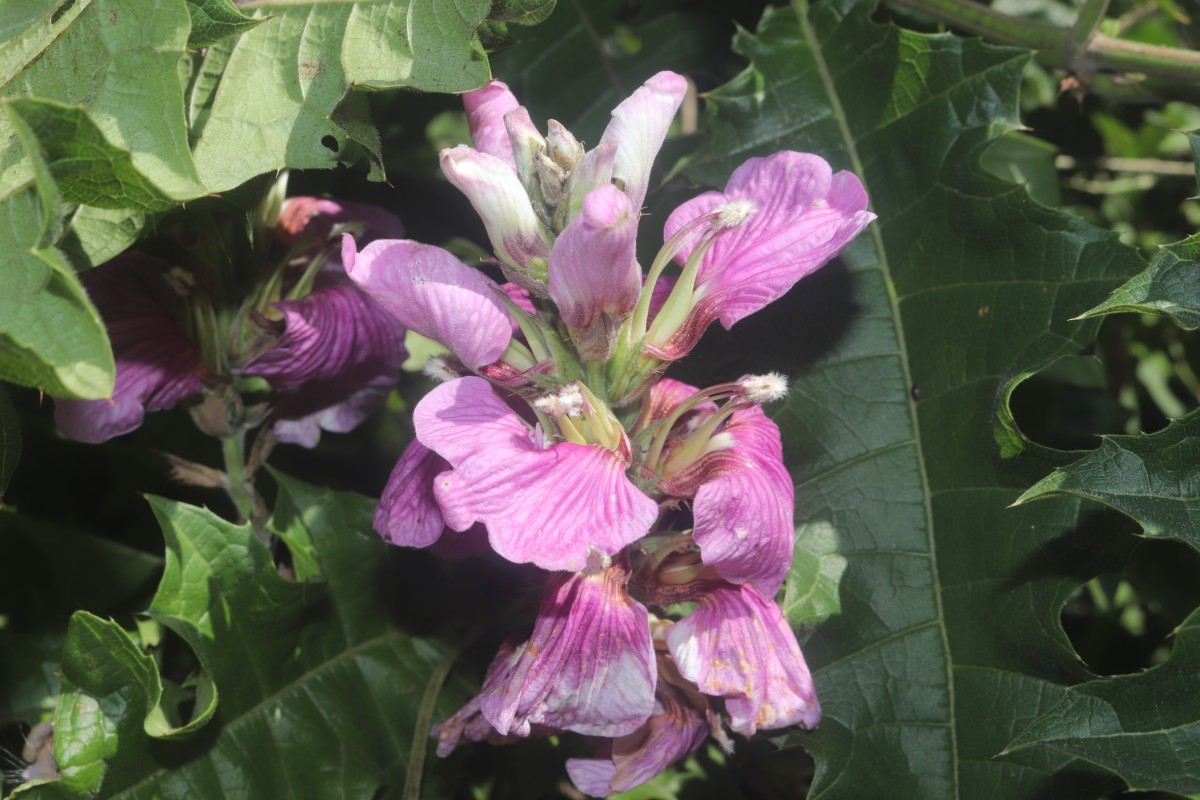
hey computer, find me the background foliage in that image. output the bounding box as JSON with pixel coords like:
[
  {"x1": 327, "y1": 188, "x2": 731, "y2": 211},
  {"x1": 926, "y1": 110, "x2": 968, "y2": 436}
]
[{"x1": 2, "y1": 0, "x2": 1199, "y2": 798}]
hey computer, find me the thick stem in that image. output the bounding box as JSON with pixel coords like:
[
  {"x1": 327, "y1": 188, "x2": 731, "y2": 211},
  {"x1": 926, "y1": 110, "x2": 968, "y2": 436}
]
[{"x1": 221, "y1": 432, "x2": 258, "y2": 525}]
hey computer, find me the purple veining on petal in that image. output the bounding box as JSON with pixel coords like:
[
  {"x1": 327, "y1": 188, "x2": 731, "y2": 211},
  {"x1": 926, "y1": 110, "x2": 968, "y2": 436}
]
[
  {"x1": 549, "y1": 184, "x2": 640, "y2": 330},
  {"x1": 343, "y1": 237, "x2": 512, "y2": 371},
  {"x1": 414, "y1": 377, "x2": 658, "y2": 571},
  {"x1": 463, "y1": 81, "x2": 521, "y2": 168},
  {"x1": 479, "y1": 565, "x2": 656, "y2": 737},
  {"x1": 660, "y1": 405, "x2": 794, "y2": 596},
  {"x1": 599, "y1": 71, "x2": 689, "y2": 212},
  {"x1": 54, "y1": 254, "x2": 204, "y2": 443},
  {"x1": 374, "y1": 438, "x2": 448, "y2": 547},
  {"x1": 666, "y1": 582, "x2": 820, "y2": 736}
]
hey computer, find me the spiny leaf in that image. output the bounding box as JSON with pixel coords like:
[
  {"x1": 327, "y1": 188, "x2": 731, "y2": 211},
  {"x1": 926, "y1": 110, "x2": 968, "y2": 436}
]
[
  {"x1": 1075, "y1": 232, "x2": 1200, "y2": 330},
  {"x1": 1014, "y1": 409, "x2": 1200, "y2": 550},
  {"x1": 1005, "y1": 605, "x2": 1200, "y2": 794},
  {"x1": 686, "y1": 2, "x2": 1147, "y2": 796}
]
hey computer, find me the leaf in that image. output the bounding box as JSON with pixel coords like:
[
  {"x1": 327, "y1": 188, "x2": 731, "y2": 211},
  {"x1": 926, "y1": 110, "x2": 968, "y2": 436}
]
[
  {"x1": 189, "y1": 0, "x2": 492, "y2": 192},
  {"x1": 1075, "y1": 232, "x2": 1200, "y2": 330},
  {"x1": 1004, "y1": 605, "x2": 1200, "y2": 794},
  {"x1": 686, "y1": 2, "x2": 1148, "y2": 797},
  {"x1": 782, "y1": 520, "x2": 845, "y2": 628},
  {"x1": 184, "y1": 0, "x2": 263, "y2": 47},
  {"x1": 1014, "y1": 409, "x2": 1200, "y2": 550},
  {"x1": 15, "y1": 480, "x2": 471, "y2": 798},
  {"x1": 0, "y1": 187, "x2": 114, "y2": 398}
]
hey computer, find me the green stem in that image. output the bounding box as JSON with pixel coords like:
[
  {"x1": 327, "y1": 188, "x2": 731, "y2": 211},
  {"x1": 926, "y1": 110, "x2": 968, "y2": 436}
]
[
  {"x1": 221, "y1": 432, "x2": 257, "y2": 524},
  {"x1": 891, "y1": 0, "x2": 1200, "y2": 82}
]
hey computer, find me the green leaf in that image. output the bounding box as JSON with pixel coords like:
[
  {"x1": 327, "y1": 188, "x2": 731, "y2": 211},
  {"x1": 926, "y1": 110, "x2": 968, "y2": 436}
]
[
  {"x1": 781, "y1": 521, "x2": 845, "y2": 628},
  {"x1": 190, "y1": 0, "x2": 492, "y2": 192},
  {"x1": 0, "y1": 188, "x2": 114, "y2": 398},
  {"x1": 1014, "y1": 409, "x2": 1200, "y2": 550},
  {"x1": 0, "y1": 384, "x2": 19, "y2": 503},
  {"x1": 1075, "y1": 232, "x2": 1200, "y2": 330},
  {"x1": 1004, "y1": 605, "x2": 1200, "y2": 794},
  {"x1": 688, "y1": 2, "x2": 1147, "y2": 796},
  {"x1": 17, "y1": 481, "x2": 470, "y2": 798},
  {"x1": 489, "y1": 0, "x2": 556, "y2": 27},
  {"x1": 184, "y1": 0, "x2": 264, "y2": 47}
]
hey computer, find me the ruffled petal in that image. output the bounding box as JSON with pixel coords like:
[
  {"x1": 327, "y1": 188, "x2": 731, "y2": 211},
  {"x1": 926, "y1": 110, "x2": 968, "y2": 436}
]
[
  {"x1": 440, "y1": 145, "x2": 551, "y2": 274},
  {"x1": 599, "y1": 71, "x2": 688, "y2": 212},
  {"x1": 463, "y1": 81, "x2": 521, "y2": 168},
  {"x1": 375, "y1": 438, "x2": 448, "y2": 547},
  {"x1": 343, "y1": 237, "x2": 512, "y2": 371},
  {"x1": 479, "y1": 566, "x2": 656, "y2": 737},
  {"x1": 566, "y1": 682, "x2": 708, "y2": 797},
  {"x1": 661, "y1": 406, "x2": 793, "y2": 596},
  {"x1": 414, "y1": 377, "x2": 657, "y2": 571},
  {"x1": 54, "y1": 254, "x2": 203, "y2": 443},
  {"x1": 666, "y1": 582, "x2": 820, "y2": 736}
]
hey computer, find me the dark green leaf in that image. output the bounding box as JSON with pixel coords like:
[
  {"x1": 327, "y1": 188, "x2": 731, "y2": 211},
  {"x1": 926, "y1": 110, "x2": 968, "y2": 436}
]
[
  {"x1": 688, "y1": 2, "x2": 1145, "y2": 796},
  {"x1": 1075, "y1": 232, "x2": 1200, "y2": 330},
  {"x1": 184, "y1": 0, "x2": 264, "y2": 47},
  {"x1": 16, "y1": 480, "x2": 471, "y2": 798},
  {"x1": 1014, "y1": 409, "x2": 1200, "y2": 550},
  {"x1": 1005, "y1": 605, "x2": 1200, "y2": 794}
]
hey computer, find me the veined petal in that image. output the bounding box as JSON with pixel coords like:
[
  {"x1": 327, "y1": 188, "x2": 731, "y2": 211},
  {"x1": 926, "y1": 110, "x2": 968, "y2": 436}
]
[
  {"x1": 273, "y1": 379, "x2": 392, "y2": 448},
  {"x1": 440, "y1": 145, "x2": 551, "y2": 273},
  {"x1": 549, "y1": 184, "x2": 640, "y2": 330},
  {"x1": 375, "y1": 438, "x2": 448, "y2": 548},
  {"x1": 414, "y1": 377, "x2": 657, "y2": 571},
  {"x1": 599, "y1": 71, "x2": 688, "y2": 212},
  {"x1": 463, "y1": 81, "x2": 521, "y2": 168},
  {"x1": 480, "y1": 566, "x2": 656, "y2": 737},
  {"x1": 643, "y1": 377, "x2": 714, "y2": 427},
  {"x1": 661, "y1": 152, "x2": 874, "y2": 340},
  {"x1": 565, "y1": 682, "x2": 708, "y2": 797},
  {"x1": 661, "y1": 406, "x2": 793, "y2": 596},
  {"x1": 54, "y1": 254, "x2": 203, "y2": 443},
  {"x1": 343, "y1": 237, "x2": 511, "y2": 371},
  {"x1": 666, "y1": 582, "x2": 820, "y2": 736}
]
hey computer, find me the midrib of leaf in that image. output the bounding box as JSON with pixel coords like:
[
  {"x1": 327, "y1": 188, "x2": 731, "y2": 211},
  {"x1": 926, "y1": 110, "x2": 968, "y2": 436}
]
[
  {"x1": 108, "y1": 629, "x2": 407, "y2": 799},
  {"x1": 794, "y1": 2, "x2": 959, "y2": 797}
]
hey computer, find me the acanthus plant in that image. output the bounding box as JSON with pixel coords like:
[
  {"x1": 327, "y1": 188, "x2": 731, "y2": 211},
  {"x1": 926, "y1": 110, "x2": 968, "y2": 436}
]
[
  {"x1": 345, "y1": 71, "x2": 875, "y2": 795},
  {"x1": 49, "y1": 186, "x2": 410, "y2": 524}
]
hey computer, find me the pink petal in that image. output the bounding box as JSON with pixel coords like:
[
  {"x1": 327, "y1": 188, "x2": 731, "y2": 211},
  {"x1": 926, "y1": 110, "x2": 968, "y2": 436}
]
[
  {"x1": 273, "y1": 379, "x2": 392, "y2": 448},
  {"x1": 440, "y1": 145, "x2": 551, "y2": 273},
  {"x1": 463, "y1": 81, "x2": 521, "y2": 168},
  {"x1": 375, "y1": 438, "x2": 448, "y2": 548},
  {"x1": 479, "y1": 567, "x2": 656, "y2": 737},
  {"x1": 342, "y1": 237, "x2": 512, "y2": 371},
  {"x1": 566, "y1": 682, "x2": 708, "y2": 797},
  {"x1": 549, "y1": 184, "x2": 640, "y2": 329},
  {"x1": 414, "y1": 377, "x2": 658, "y2": 571},
  {"x1": 661, "y1": 406, "x2": 794, "y2": 596},
  {"x1": 599, "y1": 71, "x2": 688, "y2": 212},
  {"x1": 663, "y1": 152, "x2": 874, "y2": 335},
  {"x1": 54, "y1": 254, "x2": 203, "y2": 443},
  {"x1": 666, "y1": 582, "x2": 820, "y2": 736}
]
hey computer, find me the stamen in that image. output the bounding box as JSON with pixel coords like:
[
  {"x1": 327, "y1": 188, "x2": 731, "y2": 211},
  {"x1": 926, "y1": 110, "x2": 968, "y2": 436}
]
[
  {"x1": 422, "y1": 356, "x2": 459, "y2": 383},
  {"x1": 712, "y1": 198, "x2": 756, "y2": 230},
  {"x1": 738, "y1": 372, "x2": 789, "y2": 404}
]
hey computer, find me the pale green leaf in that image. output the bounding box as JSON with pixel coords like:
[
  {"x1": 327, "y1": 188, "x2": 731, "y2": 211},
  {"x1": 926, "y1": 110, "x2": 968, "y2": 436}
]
[{"x1": 184, "y1": 0, "x2": 263, "y2": 47}]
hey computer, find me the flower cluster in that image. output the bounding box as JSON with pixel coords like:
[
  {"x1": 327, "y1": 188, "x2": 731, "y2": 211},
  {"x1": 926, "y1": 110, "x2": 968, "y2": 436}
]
[
  {"x1": 347, "y1": 73, "x2": 874, "y2": 795},
  {"x1": 53, "y1": 195, "x2": 408, "y2": 449}
]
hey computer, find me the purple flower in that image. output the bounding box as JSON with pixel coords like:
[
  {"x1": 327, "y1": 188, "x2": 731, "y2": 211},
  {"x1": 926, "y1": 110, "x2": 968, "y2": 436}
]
[
  {"x1": 374, "y1": 438, "x2": 447, "y2": 548},
  {"x1": 565, "y1": 680, "x2": 708, "y2": 797},
  {"x1": 666, "y1": 582, "x2": 820, "y2": 736},
  {"x1": 648, "y1": 151, "x2": 875, "y2": 360},
  {"x1": 342, "y1": 237, "x2": 513, "y2": 372},
  {"x1": 659, "y1": 404, "x2": 794, "y2": 596},
  {"x1": 414, "y1": 377, "x2": 658, "y2": 571},
  {"x1": 54, "y1": 254, "x2": 204, "y2": 443},
  {"x1": 477, "y1": 564, "x2": 657, "y2": 737}
]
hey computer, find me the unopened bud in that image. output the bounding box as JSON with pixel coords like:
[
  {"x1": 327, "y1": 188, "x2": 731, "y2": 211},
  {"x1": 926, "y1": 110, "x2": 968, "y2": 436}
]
[{"x1": 546, "y1": 120, "x2": 584, "y2": 171}]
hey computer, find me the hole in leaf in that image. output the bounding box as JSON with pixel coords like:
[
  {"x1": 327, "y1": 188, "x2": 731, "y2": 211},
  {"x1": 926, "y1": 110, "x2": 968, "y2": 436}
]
[
  {"x1": 321, "y1": 134, "x2": 338, "y2": 152},
  {"x1": 1008, "y1": 352, "x2": 1131, "y2": 452}
]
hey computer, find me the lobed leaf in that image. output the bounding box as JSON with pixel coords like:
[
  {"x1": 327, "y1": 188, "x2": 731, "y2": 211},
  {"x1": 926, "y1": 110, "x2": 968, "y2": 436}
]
[{"x1": 1076, "y1": 232, "x2": 1200, "y2": 330}]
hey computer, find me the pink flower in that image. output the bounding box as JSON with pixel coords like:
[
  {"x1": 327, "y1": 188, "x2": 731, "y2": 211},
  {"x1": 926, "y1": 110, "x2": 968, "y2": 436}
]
[
  {"x1": 666, "y1": 582, "x2": 820, "y2": 736},
  {"x1": 374, "y1": 438, "x2": 447, "y2": 548},
  {"x1": 54, "y1": 254, "x2": 204, "y2": 443},
  {"x1": 413, "y1": 377, "x2": 658, "y2": 571},
  {"x1": 598, "y1": 71, "x2": 689, "y2": 213},
  {"x1": 477, "y1": 564, "x2": 656, "y2": 737},
  {"x1": 462, "y1": 81, "x2": 521, "y2": 169},
  {"x1": 648, "y1": 151, "x2": 875, "y2": 359}
]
